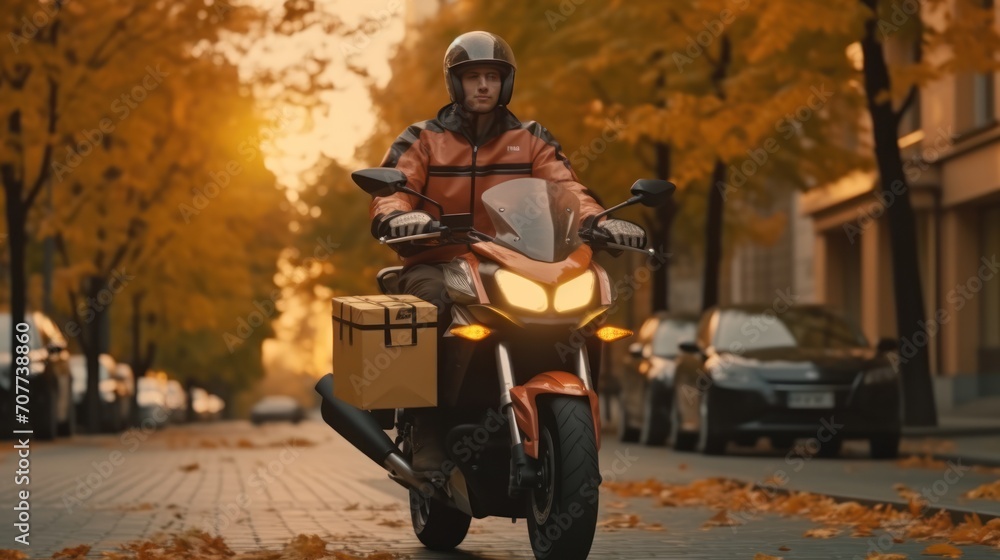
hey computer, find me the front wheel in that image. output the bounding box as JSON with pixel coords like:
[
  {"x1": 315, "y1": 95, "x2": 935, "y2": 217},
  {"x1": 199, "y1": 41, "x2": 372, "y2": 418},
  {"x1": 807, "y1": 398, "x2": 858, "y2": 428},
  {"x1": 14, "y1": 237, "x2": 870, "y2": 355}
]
[{"x1": 528, "y1": 396, "x2": 600, "y2": 560}]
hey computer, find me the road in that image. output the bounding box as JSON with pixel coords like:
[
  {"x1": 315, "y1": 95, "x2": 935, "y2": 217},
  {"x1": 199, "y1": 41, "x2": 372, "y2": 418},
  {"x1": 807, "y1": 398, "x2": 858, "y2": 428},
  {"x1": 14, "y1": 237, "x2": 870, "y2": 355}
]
[{"x1": 1, "y1": 418, "x2": 998, "y2": 559}]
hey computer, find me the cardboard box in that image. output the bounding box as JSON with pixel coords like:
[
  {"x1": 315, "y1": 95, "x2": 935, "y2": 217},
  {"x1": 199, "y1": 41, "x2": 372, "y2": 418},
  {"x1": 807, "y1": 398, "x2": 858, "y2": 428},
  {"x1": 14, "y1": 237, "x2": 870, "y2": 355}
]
[{"x1": 332, "y1": 295, "x2": 437, "y2": 409}]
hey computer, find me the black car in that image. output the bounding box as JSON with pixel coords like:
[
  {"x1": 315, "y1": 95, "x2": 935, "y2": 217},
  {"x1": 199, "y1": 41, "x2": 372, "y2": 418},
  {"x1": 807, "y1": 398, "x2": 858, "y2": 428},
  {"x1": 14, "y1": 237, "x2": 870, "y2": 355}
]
[
  {"x1": 670, "y1": 305, "x2": 902, "y2": 458},
  {"x1": 614, "y1": 312, "x2": 697, "y2": 445}
]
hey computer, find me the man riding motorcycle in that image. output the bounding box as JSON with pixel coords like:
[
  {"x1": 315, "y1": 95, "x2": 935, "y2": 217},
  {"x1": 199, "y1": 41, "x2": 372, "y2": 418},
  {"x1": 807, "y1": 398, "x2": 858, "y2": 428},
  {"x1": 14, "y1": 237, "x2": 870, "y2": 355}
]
[{"x1": 368, "y1": 31, "x2": 646, "y2": 470}]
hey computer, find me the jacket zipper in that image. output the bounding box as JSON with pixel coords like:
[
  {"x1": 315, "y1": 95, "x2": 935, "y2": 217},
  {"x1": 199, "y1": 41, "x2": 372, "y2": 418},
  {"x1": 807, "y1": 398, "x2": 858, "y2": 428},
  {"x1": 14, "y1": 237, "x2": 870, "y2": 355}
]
[{"x1": 469, "y1": 143, "x2": 478, "y2": 216}]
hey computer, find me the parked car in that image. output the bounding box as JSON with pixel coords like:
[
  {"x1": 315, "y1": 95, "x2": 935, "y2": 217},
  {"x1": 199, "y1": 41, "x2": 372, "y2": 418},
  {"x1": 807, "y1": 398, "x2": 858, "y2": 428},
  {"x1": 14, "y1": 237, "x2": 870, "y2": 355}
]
[
  {"x1": 164, "y1": 380, "x2": 188, "y2": 423},
  {"x1": 0, "y1": 311, "x2": 75, "y2": 439},
  {"x1": 670, "y1": 305, "x2": 902, "y2": 458},
  {"x1": 614, "y1": 312, "x2": 698, "y2": 445},
  {"x1": 70, "y1": 354, "x2": 128, "y2": 432},
  {"x1": 250, "y1": 395, "x2": 305, "y2": 425},
  {"x1": 191, "y1": 388, "x2": 225, "y2": 421},
  {"x1": 136, "y1": 375, "x2": 169, "y2": 429}
]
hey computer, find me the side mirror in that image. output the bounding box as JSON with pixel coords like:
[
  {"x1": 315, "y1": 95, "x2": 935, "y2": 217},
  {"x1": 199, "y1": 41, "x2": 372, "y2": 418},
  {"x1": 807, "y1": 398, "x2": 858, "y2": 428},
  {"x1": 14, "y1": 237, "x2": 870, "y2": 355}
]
[
  {"x1": 351, "y1": 168, "x2": 408, "y2": 197},
  {"x1": 679, "y1": 341, "x2": 702, "y2": 355},
  {"x1": 876, "y1": 337, "x2": 899, "y2": 353},
  {"x1": 630, "y1": 179, "x2": 676, "y2": 208},
  {"x1": 628, "y1": 342, "x2": 644, "y2": 359}
]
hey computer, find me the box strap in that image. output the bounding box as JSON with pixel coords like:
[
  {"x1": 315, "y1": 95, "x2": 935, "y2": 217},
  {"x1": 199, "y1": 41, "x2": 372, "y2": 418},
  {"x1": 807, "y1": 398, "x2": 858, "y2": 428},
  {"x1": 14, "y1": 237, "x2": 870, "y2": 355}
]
[{"x1": 384, "y1": 295, "x2": 419, "y2": 348}]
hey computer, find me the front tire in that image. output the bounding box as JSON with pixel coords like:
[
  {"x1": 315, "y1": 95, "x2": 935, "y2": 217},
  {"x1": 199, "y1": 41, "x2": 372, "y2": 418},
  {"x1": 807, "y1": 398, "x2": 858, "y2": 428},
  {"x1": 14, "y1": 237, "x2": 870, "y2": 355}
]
[{"x1": 528, "y1": 396, "x2": 600, "y2": 560}]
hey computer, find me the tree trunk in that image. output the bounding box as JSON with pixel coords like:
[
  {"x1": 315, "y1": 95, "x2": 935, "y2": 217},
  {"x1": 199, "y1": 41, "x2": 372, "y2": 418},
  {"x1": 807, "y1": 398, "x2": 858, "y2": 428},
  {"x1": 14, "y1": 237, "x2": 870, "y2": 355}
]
[
  {"x1": 651, "y1": 141, "x2": 674, "y2": 312},
  {"x1": 1, "y1": 110, "x2": 26, "y2": 431},
  {"x1": 84, "y1": 276, "x2": 108, "y2": 433},
  {"x1": 859, "y1": 0, "x2": 937, "y2": 426},
  {"x1": 701, "y1": 160, "x2": 726, "y2": 311}
]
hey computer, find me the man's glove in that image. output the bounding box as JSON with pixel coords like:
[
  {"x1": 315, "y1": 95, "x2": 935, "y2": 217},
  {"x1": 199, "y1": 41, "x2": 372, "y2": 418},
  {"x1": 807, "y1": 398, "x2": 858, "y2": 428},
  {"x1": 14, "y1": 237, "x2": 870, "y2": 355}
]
[
  {"x1": 384, "y1": 211, "x2": 434, "y2": 238},
  {"x1": 598, "y1": 218, "x2": 647, "y2": 248}
]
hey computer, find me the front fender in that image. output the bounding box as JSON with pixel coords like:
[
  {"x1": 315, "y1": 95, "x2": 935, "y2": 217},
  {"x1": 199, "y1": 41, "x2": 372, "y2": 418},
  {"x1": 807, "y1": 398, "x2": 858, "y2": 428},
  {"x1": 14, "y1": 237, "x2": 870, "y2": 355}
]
[{"x1": 509, "y1": 371, "x2": 601, "y2": 458}]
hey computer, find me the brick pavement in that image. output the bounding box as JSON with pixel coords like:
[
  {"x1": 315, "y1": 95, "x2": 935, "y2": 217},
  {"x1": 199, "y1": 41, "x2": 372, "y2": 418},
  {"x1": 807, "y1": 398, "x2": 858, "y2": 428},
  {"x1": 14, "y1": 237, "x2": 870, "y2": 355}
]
[{"x1": 1, "y1": 420, "x2": 999, "y2": 559}]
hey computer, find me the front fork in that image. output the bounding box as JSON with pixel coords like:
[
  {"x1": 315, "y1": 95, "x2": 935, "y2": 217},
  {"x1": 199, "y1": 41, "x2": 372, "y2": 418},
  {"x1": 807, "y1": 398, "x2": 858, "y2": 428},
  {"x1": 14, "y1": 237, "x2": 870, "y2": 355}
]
[{"x1": 496, "y1": 341, "x2": 597, "y2": 497}]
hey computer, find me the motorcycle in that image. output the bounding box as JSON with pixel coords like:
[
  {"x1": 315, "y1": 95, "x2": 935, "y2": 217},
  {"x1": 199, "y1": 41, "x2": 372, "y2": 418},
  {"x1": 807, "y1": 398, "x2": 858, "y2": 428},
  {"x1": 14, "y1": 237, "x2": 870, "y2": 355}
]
[{"x1": 315, "y1": 168, "x2": 674, "y2": 559}]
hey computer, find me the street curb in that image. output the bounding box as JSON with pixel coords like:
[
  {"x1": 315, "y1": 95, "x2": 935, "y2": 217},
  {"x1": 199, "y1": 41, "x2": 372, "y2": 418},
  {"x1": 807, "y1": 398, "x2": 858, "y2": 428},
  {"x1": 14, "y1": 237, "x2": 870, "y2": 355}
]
[
  {"x1": 903, "y1": 425, "x2": 1000, "y2": 437},
  {"x1": 748, "y1": 481, "x2": 999, "y2": 525}
]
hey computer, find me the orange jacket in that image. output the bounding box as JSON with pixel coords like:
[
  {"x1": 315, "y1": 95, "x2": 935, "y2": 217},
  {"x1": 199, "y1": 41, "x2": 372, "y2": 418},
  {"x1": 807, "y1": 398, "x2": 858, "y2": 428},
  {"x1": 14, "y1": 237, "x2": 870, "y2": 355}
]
[{"x1": 371, "y1": 104, "x2": 605, "y2": 268}]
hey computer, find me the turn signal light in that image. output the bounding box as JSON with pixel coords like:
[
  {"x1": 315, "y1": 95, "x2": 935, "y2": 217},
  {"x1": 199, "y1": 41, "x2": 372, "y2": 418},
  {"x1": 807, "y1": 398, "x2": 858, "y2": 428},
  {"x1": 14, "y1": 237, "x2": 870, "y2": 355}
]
[
  {"x1": 596, "y1": 326, "x2": 633, "y2": 342},
  {"x1": 450, "y1": 324, "x2": 492, "y2": 341}
]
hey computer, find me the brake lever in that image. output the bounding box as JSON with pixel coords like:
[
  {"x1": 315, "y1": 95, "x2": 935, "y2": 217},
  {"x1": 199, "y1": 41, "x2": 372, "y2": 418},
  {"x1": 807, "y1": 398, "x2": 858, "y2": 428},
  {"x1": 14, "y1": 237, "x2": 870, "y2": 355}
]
[{"x1": 380, "y1": 221, "x2": 446, "y2": 245}]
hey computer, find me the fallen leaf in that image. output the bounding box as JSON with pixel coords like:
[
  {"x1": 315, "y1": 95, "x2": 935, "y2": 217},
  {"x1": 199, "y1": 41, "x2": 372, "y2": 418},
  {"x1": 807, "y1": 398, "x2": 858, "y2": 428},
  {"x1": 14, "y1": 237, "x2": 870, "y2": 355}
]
[
  {"x1": 922, "y1": 543, "x2": 963, "y2": 557},
  {"x1": 678, "y1": 463, "x2": 688, "y2": 470},
  {"x1": 282, "y1": 534, "x2": 328, "y2": 560},
  {"x1": 607, "y1": 501, "x2": 628, "y2": 509},
  {"x1": 804, "y1": 527, "x2": 841, "y2": 539},
  {"x1": 179, "y1": 463, "x2": 199, "y2": 472},
  {"x1": 376, "y1": 519, "x2": 407, "y2": 529},
  {"x1": 866, "y1": 554, "x2": 909, "y2": 559},
  {"x1": 753, "y1": 554, "x2": 783, "y2": 560},
  {"x1": 702, "y1": 509, "x2": 742, "y2": 528},
  {"x1": 52, "y1": 545, "x2": 91, "y2": 559},
  {"x1": 778, "y1": 546, "x2": 791, "y2": 551},
  {"x1": 962, "y1": 480, "x2": 1000, "y2": 501}
]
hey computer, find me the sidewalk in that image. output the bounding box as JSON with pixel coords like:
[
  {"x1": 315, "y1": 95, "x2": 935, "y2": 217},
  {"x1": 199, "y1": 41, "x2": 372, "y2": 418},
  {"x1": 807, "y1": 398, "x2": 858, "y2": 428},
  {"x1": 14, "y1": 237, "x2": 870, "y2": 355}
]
[{"x1": 901, "y1": 395, "x2": 1000, "y2": 466}]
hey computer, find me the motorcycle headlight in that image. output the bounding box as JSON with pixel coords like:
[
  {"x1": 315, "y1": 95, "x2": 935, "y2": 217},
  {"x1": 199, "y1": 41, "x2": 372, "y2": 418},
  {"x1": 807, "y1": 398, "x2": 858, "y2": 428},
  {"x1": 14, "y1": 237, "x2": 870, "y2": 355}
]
[
  {"x1": 864, "y1": 366, "x2": 897, "y2": 385},
  {"x1": 554, "y1": 270, "x2": 595, "y2": 313},
  {"x1": 495, "y1": 270, "x2": 548, "y2": 312}
]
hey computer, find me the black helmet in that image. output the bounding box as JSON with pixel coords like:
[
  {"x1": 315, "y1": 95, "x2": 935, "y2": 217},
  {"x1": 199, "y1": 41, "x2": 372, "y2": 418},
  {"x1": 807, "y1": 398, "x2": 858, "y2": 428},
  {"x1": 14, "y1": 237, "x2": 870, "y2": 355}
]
[{"x1": 443, "y1": 31, "x2": 517, "y2": 107}]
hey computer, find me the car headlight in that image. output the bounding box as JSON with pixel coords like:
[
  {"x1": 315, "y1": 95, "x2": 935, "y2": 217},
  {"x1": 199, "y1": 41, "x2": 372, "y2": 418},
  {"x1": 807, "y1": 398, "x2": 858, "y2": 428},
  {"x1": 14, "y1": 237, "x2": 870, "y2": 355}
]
[
  {"x1": 553, "y1": 270, "x2": 595, "y2": 313},
  {"x1": 710, "y1": 366, "x2": 758, "y2": 386},
  {"x1": 864, "y1": 366, "x2": 897, "y2": 385},
  {"x1": 495, "y1": 270, "x2": 548, "y2": 312}
]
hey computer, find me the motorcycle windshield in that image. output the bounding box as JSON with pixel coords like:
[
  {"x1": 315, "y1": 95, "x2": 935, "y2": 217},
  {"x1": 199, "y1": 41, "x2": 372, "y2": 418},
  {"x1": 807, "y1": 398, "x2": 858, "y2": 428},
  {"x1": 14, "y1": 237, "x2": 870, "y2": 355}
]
[{"x1": 481, "y1": 178, "x2": 583, "y2": 263}]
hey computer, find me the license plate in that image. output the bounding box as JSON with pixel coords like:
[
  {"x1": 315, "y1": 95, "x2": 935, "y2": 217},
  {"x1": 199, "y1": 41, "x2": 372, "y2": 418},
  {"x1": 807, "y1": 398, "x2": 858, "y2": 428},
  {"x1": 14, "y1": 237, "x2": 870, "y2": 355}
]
[{"x1": 787, "y1": 391, "x2": 834, "y2": 409}]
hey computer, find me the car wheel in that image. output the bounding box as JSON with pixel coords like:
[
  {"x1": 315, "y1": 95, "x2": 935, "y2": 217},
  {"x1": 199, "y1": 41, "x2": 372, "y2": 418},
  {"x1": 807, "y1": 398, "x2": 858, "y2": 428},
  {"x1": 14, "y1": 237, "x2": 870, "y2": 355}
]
[
  {"x1": 869, "y1": 434, "x2": 900, "y2": 459},
  {"x1": 616, "y1": 395, "x2": 640, "y2": 443},
  {"x1": 639, "y1": 382, "x2": 670, "y2": 447},
  {"x1": 669, "y1": 387, "x2": 697, "y2": 452},
  {"x1": 770, "y1": 436, "x2": 794, "y2": 450},
  {"x1": 815, "y1": 437, "x2": 843, "y2": 458},
  {"x1": 34, "y1": 382, "x2": 60, "y2": 440},
  {"x1": 697, "y1": 397, "x2": 726, "y2": 456}
]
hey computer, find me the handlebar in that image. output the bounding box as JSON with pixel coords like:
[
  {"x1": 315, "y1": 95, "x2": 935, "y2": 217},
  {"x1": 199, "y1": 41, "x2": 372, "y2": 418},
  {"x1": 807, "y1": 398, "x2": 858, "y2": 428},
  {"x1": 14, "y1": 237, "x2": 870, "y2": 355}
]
[{"x1": 380, "y1": 224, "x2": 656, "y2": 256}]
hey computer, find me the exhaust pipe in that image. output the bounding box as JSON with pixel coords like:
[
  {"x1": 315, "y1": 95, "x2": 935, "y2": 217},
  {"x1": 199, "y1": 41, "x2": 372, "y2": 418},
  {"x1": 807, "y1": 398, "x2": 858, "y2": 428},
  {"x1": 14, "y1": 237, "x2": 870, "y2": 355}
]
[{"x1": 314, "y1": 374, "x2": 442, "y2": 496}]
